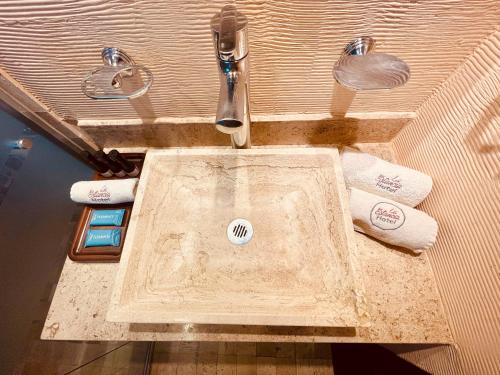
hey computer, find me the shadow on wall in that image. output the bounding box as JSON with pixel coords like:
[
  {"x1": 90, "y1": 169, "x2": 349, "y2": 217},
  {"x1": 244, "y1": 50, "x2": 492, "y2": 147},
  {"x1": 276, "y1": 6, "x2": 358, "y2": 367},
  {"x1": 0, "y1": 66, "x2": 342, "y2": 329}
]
[
  {"x1": 466, "y1": 96, "x2": 500, "y2": 155},
  {"x1": 330, "y1": 82, "x2": 356, "y2": 118}
]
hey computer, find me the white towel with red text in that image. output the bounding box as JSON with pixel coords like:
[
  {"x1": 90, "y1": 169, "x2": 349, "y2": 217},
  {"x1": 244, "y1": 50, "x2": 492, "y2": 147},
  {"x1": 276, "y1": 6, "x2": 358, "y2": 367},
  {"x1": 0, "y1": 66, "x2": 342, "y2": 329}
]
[
  {"x1": 70, "y1": 178, "x2": 138, "y2": 204},
  {"x1": 341, "y1": 147, "x2": 432, "y2": 207},
  {"x1": 349, "y1": 188, "x2": 438, "y2": 253}
]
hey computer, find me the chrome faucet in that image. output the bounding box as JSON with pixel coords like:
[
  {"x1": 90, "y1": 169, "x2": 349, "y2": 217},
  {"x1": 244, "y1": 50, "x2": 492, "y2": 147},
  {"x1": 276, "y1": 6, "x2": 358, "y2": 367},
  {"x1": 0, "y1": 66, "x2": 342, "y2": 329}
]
[{"x1": 211, "y1": 5, "x2": 251, "y2": 148}]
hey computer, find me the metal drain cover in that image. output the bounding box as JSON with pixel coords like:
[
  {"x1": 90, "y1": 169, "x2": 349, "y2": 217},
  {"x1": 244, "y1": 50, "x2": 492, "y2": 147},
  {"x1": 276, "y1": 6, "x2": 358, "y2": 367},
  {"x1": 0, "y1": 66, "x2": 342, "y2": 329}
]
[{"x1": 227, "y1": 218, "x2": 253, "y2": 245}]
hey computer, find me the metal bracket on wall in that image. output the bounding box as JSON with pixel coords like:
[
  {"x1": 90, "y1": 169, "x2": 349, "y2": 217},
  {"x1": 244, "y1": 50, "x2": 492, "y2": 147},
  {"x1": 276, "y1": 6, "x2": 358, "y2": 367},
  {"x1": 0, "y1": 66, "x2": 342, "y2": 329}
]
[{"x1": 82, "y1": 48, "x2": 153, "y2": 100}]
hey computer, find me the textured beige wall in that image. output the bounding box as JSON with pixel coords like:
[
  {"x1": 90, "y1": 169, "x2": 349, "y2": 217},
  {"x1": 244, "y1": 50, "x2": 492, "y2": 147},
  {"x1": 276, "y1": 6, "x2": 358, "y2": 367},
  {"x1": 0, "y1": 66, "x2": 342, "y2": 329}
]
[
  {"x1": 0, "y1": 0, "x2": 498, "y2": 123},
  {"x1": 0, "y1": 3, "x2": 499, "y2": 371},
  {"x1": 392, "y1": 31, "x2": 500, "y2": 375}
]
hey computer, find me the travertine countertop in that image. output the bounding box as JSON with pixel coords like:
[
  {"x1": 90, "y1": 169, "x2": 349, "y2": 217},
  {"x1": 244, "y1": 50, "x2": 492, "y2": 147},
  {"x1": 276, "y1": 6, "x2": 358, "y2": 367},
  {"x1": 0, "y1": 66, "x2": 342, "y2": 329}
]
[
  {"x1": 42, "y1": 144, "x2": 453, "y2": 343},
  {"x1": 42, "y1": 233, "x2": 452, "y2": 343}
]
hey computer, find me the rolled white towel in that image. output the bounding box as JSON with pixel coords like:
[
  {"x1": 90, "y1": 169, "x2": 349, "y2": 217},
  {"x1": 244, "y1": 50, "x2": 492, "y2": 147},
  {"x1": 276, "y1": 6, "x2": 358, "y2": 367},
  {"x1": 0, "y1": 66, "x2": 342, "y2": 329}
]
[
  {"x1": 349, "y1": 188, "x2": 438, "y2": 253},
  {"x1": 70, "y1": 178, "x2": 138, "y2": 204},
  {"x1": 341, "y1": 147, "x2": 432, "y2": 207}
]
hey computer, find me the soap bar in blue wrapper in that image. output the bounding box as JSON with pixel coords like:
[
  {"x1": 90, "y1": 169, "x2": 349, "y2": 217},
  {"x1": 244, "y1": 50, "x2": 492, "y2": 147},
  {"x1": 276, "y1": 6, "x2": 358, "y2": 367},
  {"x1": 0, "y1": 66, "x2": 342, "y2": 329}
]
[
  {"x1": 89, "y1": 209, "x2": 125, "y2": 226},
  {"x1": 84, "y1": 229, "x2": 121, "y2": 247}
]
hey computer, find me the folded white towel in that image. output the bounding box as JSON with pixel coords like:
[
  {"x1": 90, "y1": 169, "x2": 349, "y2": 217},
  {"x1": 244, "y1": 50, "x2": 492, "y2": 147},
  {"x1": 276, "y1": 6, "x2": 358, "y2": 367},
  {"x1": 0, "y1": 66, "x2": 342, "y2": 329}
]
[
  {"x1": 70, "y1": 178, "x2": 138, "y2": 204},
  {"x1": 341, "y1": 147, "x2": 432, "y2": 207},
  {"x1": 349, "y1": 188, "x2": 438, "y2": 253}
]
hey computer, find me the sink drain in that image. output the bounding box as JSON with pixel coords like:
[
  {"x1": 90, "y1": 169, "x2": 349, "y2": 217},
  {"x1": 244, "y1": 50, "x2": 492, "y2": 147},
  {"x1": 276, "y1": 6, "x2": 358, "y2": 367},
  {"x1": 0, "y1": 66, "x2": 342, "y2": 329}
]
[{"x1": 227, "y1": 218, "x2": 253, "y2": 245}]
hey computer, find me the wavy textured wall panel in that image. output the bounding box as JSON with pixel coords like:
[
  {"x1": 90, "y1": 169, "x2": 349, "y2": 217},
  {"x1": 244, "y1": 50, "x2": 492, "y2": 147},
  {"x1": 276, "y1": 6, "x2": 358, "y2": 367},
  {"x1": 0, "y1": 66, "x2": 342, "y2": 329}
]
[
  {"x1": 393, "y1": 31, "x2": 500, "y2": 375},
  {"x1": 0, "y1": 0, "x2": 498, "y2": 122}
]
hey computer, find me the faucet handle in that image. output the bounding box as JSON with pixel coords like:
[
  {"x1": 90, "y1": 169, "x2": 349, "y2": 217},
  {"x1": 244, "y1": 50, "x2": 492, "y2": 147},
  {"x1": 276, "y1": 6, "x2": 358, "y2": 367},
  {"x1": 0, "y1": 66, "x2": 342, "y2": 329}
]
[
  {"x1": 211, "y1": 5, "x2": 248, "y2": 61},
  {"x1": 219, "y1": 5, "x2": 238, "y2": 56}
]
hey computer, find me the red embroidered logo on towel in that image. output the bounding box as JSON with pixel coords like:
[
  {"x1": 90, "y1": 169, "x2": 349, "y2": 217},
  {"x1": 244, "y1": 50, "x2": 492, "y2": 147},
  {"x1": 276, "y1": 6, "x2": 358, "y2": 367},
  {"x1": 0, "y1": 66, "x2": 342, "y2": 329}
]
[
  {"x1": 370, "y1": 202, "x2": 405, "y2": 230},
  {"x1": 375, "y1": 174, "x2": 402, "y2": 193},
  {"x1": 88, "y1": 186, "x2": 111, "y2": 202}
]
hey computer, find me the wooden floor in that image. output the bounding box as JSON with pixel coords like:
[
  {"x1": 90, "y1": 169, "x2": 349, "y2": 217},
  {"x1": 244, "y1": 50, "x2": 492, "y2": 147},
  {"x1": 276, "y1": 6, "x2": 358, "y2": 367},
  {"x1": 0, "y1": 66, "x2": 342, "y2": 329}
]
[
  {"x1": 16, "y1": 337, "x2": 146, "y2": 374},
  {"x1": 16, "y1": 339, "x2": 333, "y2": 374},
  {"x1": 151, "y1": 342, "x2": 334, "y2": 375}
]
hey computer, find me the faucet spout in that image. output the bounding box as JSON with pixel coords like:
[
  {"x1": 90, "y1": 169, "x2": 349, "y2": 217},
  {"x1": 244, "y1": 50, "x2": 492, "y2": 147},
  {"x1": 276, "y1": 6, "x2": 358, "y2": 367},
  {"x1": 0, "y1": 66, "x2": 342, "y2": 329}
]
[
  {"x1": 215, "y1": 59, "x2": 250, "y2": 148},
  {"x1": 211, "y1": 5, "x2": 251, "y2": 149}
]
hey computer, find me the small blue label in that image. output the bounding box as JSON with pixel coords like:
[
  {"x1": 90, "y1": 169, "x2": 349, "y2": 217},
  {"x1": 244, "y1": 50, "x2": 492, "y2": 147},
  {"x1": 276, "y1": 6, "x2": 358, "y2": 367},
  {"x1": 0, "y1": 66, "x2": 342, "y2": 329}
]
[
  {"x1": 90, "y1": 209, "x2": 125, "y2": 226},
  {"x1": 84, "y1": 229, "x2": 121, "y2": 247}
]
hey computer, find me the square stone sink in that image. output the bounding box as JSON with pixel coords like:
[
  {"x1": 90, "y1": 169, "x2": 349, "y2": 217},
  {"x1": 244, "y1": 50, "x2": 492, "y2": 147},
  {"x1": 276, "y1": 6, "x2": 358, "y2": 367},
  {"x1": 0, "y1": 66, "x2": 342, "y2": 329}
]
[{"x1": 107, "y1": 148, "x2": 367, "y2": 327}]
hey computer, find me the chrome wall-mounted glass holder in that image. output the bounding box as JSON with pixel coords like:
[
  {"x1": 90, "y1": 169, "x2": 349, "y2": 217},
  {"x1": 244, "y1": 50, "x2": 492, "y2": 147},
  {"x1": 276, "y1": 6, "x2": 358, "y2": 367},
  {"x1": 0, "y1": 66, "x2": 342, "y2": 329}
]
[{"x1": 81, "y1": 48, "x2": 153, "y2": 100}]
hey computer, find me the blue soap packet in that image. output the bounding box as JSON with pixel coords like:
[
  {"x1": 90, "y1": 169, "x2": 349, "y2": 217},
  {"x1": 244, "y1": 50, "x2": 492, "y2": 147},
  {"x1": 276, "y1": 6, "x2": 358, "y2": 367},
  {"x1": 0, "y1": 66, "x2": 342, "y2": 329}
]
[
  {"x1": 84, "y1": 229, "x2": 121, "y2": 247},
  {"x1": 89, "y1": 209, "x2": 125, "y2": 226}
]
